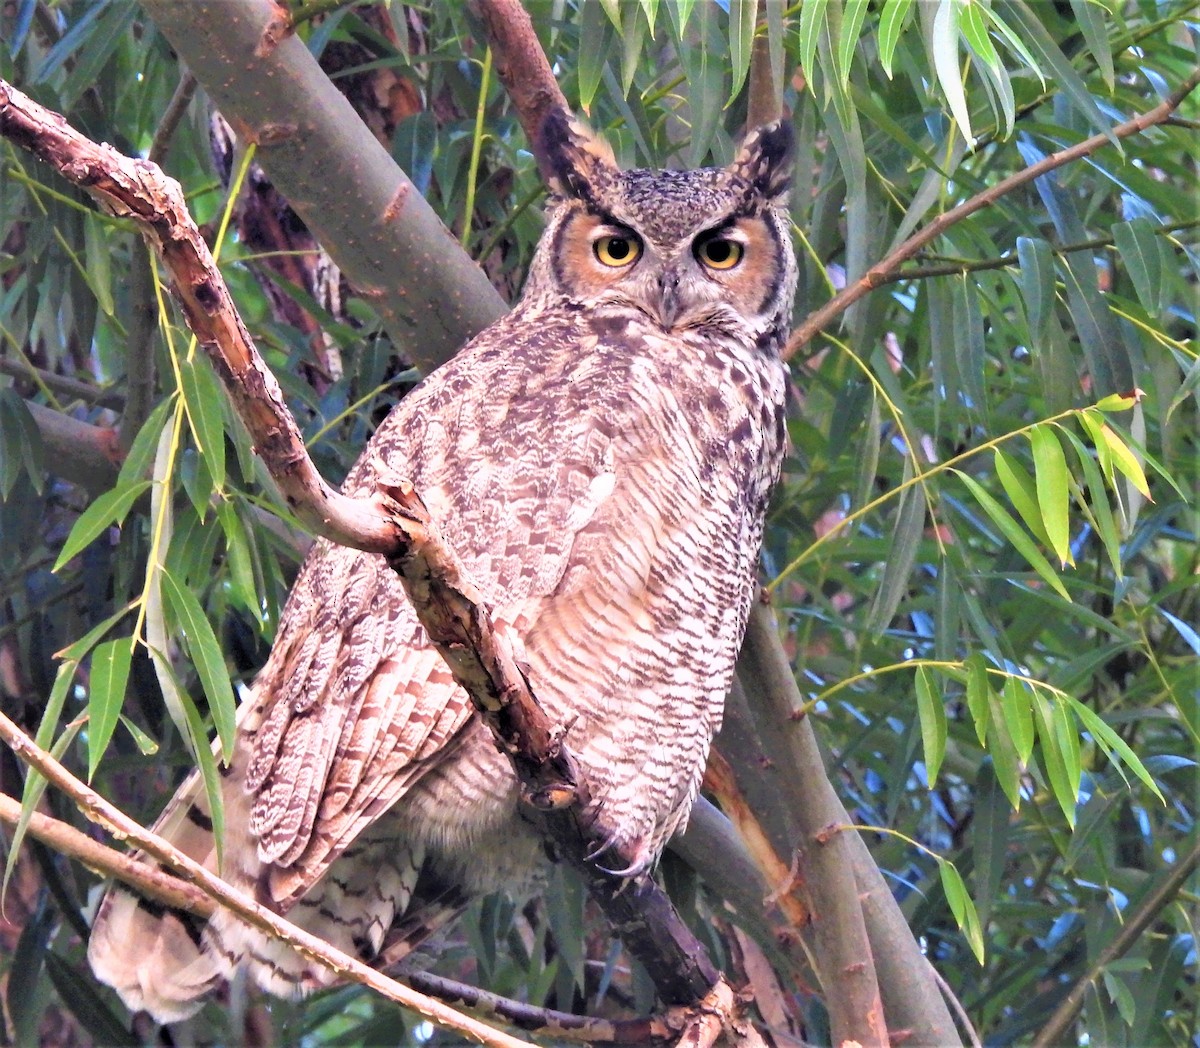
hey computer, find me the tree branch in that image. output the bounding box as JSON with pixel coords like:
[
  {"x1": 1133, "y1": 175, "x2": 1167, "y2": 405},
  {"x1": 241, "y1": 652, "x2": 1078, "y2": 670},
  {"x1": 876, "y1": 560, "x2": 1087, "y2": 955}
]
[
  {"x1": 139, "y1": 0, "x2": 506, "y2": 376},
  {"x1": 783, "y1": 65, "x2": 1200, "y2": 361},
  {"x1": 468, "y1": 0, "x2": 569, "y2": 149},
  {"x1": 1032, "y1": 830, "x2": 1200, "y2": 1048}
]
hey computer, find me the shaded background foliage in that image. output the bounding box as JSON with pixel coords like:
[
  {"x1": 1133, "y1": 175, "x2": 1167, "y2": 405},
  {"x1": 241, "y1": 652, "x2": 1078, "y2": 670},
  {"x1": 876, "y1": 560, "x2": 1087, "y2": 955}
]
[{"x1": 0, "y1": 0, "x2": 1196, "y2": 1045}]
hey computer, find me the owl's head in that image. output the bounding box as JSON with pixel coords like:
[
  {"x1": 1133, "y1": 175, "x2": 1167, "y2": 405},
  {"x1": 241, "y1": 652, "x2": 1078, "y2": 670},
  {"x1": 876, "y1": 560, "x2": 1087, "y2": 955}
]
[{"x1": 523, "y1": 110, "x2": 796, "y2": 355}]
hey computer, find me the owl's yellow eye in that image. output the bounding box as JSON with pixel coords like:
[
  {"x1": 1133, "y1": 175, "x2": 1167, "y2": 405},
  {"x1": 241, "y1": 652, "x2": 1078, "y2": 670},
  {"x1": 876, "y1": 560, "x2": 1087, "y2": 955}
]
[
  {"x1": 696, "y1": 236, "x2": 744, "y2": 270},
  {"x1": 594, "y1": 234, "x2": 642, "y2": 268}
]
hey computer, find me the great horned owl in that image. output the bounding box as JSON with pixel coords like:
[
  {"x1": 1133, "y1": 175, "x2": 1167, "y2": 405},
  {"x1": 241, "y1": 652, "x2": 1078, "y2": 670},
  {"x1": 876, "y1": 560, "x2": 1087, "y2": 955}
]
[{"x1": 88, "y1": 110, "x2": 796, "y2": 1021}]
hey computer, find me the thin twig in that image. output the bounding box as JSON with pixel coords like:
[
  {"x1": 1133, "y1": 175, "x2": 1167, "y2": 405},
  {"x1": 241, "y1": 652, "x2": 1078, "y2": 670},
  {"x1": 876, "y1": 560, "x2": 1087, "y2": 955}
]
[
  {"x1": 784, "y1": 65, "x2": 1200, "y2": 360},
  {"x1": 1032, "y1": 830, "x2": 1200, "y2": 1048},
  {"x1": 0, "y1": 708, "x2": 536, "y2": 1048}
]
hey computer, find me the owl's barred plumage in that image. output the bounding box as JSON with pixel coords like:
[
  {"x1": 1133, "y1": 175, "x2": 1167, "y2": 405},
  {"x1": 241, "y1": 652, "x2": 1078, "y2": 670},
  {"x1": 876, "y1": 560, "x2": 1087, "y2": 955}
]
[{"x1": 88, "y1": 112, "x2": 796, "y2": 1021}]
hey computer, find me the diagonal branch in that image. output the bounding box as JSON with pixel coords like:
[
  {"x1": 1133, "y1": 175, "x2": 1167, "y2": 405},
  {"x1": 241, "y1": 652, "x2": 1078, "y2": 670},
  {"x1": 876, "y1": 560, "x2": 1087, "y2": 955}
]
[{"x1": 783, "y1": 64, "x2": 1200, "y2": 360}]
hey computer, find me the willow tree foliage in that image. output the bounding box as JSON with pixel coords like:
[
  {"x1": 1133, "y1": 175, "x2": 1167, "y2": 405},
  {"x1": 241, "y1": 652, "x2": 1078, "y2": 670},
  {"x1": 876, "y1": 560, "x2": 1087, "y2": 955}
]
[{"x1": 0, "y1": 1, "x2": 1196, "y2": 1045}]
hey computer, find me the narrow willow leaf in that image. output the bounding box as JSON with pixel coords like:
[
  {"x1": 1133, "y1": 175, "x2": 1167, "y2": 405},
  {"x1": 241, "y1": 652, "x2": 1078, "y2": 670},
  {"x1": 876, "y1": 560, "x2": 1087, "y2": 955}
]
[
  {"x1": 1029, "y1": 424, "x2": 1072, "y2": 567},
  {"x1": 994, "y1": 448, "x2": 1052, "y2": 549},
  {"x1": 1066, "y1": 695, "x2": 1165, "y2": 802},
  {"x1": 972, "y1": 761, "x2": 1010, "y2": 929},
  {"x1": 851, "y1": 392, "x2": 882, "y2": 514},
  {"x1": 1080, "y1": 412, "x2": 1152, "y2": 500},
  {"x1": 867, "y1": 462, "x2": 926, "y2": 631},
  {"x1": 86, "y1": 638, "x2": 132, "y2": 781},
  {"x1": 954, "y1": 470, "x2": 1071, "y2": 599},
  {"x1": 1059, "y1": 428, "x2": 1122, "y2": 574},
  {"x1": 728, "y1": 0, "x2": 756, "y2": 101},
  {"x1": 796, "y1": 0, "x2": 828, "y2": 84},
  {"x1": 1113, "y1": 219, "x2": 1161, "y2": 316},
  {"x1": 987, "y1": 698, "x2": 1023, "y2": 810},
  {"x1": 931, "y1": 0, "x2": 972, "y2": 142},
  {"x1": 1033, "y1": 692, "x2": 1078, "y2": 826},
  {"x1": 1, "y1": 390, "x2": 44, "y2": 496},
  {"x1": 837, "y1": 0, "x2": 871, "y2": 88},
  {"x1": 577, "y1": 0, "x2": 614, "y2": 111},
  {"x1": 83, "y1": 213, "x2": 114, "y2": 317},
  {"x1": 965, "y1": 653, "x2": 990, "y2": 746},
  {"x1": 669, "y1": 0, "x2": 696, "y2": 35},
  {"x1": 878, "y1": 0, "x2": 915, "y2": 77},
  {"x1": 1017, "y1": 236, "x2": 1055, "y2": 339},
  {"x1": 638, "y1": 0, "x2": 659, "y2": 32},
  {"x1": 160, "y1": 568, "x2": 236, "y2": 759},
  {"x1": 178, "y1": 679, "x2": 225, "y2": 871},
  {"x1": 179, "y1": 355, "x2": 226, "y2": 495},
  {"x1": 1093, "y1": 391, "x2": 1140, "y2": 413},
  {"x1": 118, "y1": 714, "x2": 159, "y2": 755},
  {"x1": 915, "y1": 666, "x2": 947, "y2": 785},
  {"x1": 53, "y1": 481, "x2": 151, "y2": 572},
  {"x1": 940, "y1": 861, "x2": 985, "y2": 964},
  {"x1": 1000, "y1": 676, "x2": 1035, "y2": 765},
  {"x1": 117, "y1": 396, "x2": 174, "y2": 486},
  {"x1": 959, "y1": 0, "x2": 1000, "y2": 68},
  {"x1": 953, "y1": 274, "x2": 986, "y2": 410},
  {"x1": 1067, "y1": 0, "x2": 1114, "y2": 90},
  {"x1": 598, "y1": 0, "x2": 622, "y2": 32},
  {"x1": 4, "y1": 660, "x2": 77, "y2": 899},
  {"x1": 1053, "y1": 698, "x2": 1081, "y2": 799},
  {"x1": 217, "y1": 499, "x2": 260, "y2": 624}
]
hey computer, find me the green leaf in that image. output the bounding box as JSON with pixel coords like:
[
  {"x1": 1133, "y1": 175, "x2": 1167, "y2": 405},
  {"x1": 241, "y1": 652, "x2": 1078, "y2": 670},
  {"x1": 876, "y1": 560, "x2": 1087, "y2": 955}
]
[
  {"x1": 965, "y1": 653, "x2": 991, "y2": 746},
  {"x1": 118, "y1": 714, "x2": 159, "y2": 755},
  {"x1": 931, "y1": 0, "x2": 972, "y2": 142},
  {"x1": 179, "y1": 354, "x2": 226, "y2": 494},
  {"x1": 4, "y1": 660, "x2": 77, "y2": 900},
  {"x1": 837, "y1": 0, "x2": 871, "y2": 88},
  {"x1": 971, "y1": 761, "x2": 1011, "y2": 929},
  {"x1": 1067, "y1": 0, "x2": 1114, "y2": 91},
  {"x1": 1080, "y1": 411, "x2": 1152, "y2": 500},
  {"x1": 83, "y1": 212, "x2": 115, "y2": 317},
  {"x1": 994, "y1": 448, "x2": 1052, "y2": 549},
  {"x1": 954, "y1": 469, "x2": 1071, "y2": 599},
  {"x1": 56, "y1": 605, "x2": 130, "y2": 661},
  {"x1": 160, "y1": 568, "x2": 236, "y2": 759},
  {"x1": 217, "y1": 498, "x2": 260, "y2": 623},
  {"x1": 1059, "y1": 428, "x2": 1122, "y2": 574},
  {"x1": 0, "y1": 390, "x2": 45, "y2": 497},
  {"x1": 1113, "y1": 219, "x2": 1162, "y2": 317},
  {"x1": 52, "y1": 481, "x2": 150, "y2": 572},
  {"x1": 1065, "y1": 695, "x2": 1165, "y2": 802},
  {"x1": 728, "y1": 0, "x2": 756, "y2": 101},
  {"x1": 958, "y1": 0, "x2": 1000, "y2": 69},
  {"x1": 939, "y1": 861, "x2": 985, "y2": 964},
  {"x1": 1000, "y1": 676, "x2": 1035, "y2": 766},
  {"x1": 1017, "y1": 236, "x2": 1055, "y2": 339},
  {"x1": 914, "y1": 665, "x2": 947, "y2": 785},
  {"x1": 952, "y1": 273, "x2": 986, "y2": 411},
  {"x1": 1029, "y1": 424, "x2": 1072, "y2": 567},
  {"x1": 867, "y1": 460, "x2": 926, "y2": 631},
  {"x1": 117, "y1": 396, "x2": 174, "y2": 486},
  {"x1": 877, "y1": 0, "x2": 915, "y2": 78},
  {"x1": 1033, "y1": 692, "x2": 1078, "y2": 826},
  {"x1": 577, "y1": 0, "x2": 615, "y2": 111},
  {"x1": 86, "y1": 637, "x2": 132, "y2": 780},
  {"x1": 796, "y1": 0, "x2": 828, "y2": 88},
  {"x1": 987, "y1": 696, "x2": 1023, "y2": 810}
]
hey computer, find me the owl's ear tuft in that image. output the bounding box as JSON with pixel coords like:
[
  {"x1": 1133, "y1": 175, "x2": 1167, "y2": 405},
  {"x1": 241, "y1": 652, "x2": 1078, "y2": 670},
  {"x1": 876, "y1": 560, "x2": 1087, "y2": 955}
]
[
  {"x1": 730, "y1": 119, "x2": 794, "y2": 205},
  {"x1": 537, "y1": 108, "x2": 618, "y2": 204}
]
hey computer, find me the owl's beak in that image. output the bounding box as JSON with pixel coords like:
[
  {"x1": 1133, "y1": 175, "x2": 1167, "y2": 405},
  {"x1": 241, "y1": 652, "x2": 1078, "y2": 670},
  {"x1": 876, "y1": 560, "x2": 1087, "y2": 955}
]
[{"x1": 657, "y1": 269, "x2": 682, "y2": 329}]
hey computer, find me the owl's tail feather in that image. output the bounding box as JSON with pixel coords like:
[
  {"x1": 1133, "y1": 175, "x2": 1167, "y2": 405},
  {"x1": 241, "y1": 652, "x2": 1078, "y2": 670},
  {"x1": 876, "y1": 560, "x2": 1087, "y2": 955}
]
[
  {"x1": 89, "y1": 770, "x2": 438, "y2": 1023},
  {"x1": 87, "y1": 767, "x2": 255, "y2": 1023}
]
